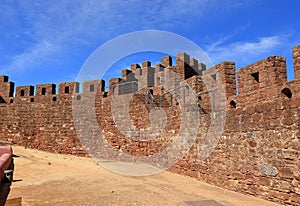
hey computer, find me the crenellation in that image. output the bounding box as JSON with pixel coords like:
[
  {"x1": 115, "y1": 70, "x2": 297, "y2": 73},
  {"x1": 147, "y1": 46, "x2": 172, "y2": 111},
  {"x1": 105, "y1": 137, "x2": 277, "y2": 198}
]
[
  {"x1": 238, "y1": 56, "x2": 287, "y2": 97},
  {"x1": 154, "y1": 64, "x2": 165, "y2": 87},
  {"x1": 121, "y1": 69, "x2": 132, "y2": 79},
  {"x1": 136, "y1": 66, "x2": 155, "y2": 90},
  {"x1": 130, "y1": 63, "x2": 141, "y2": 72},
  {"x1": 0, "y1": 75, "x2": 8, "y2": 83},
  {"x1": 198, "y1": 62, "x2": 206, "y2": 76},
  {"x1": 15, "y1": 85, "x2": 34, "y2": 97},
  {"x1": 154, "y1": 63, "x2": 164, "y2": 72},
  {"x1": 292, "y1": 45, "x2": 300, "y2": 80},
  {"x1": 190, "y1": 57, "x2": 198, "y2": 72},
  {"x1": 83, "y1": 79, "x2": 105, "y2": 93},
  {"x1": 109, "y1": 78, "x2": 122, "y2": 93},
  {"x1": 36, "y1": 84, "x2": 56, "y2": 96},
  {"x1": 0, "y1": 45, "x2": 300, "y2": 206},
  {"x1": 176, "y1": 52, "x2": 190, "y2": 79},
  {"x1": 0, "y1": 78, "x2": 14, "y2": 103},
  {"x1": 264, "y1": 56, "x2": 287, "y2": 86},
  {"x1": 161, "y1": 56, "x2": 172, "y2": 67},
  {"x1": 58, "y1": 82, "x2": 79, "y2": 95},
  {"x1": 175, "y1": 52, "x2": 199, "y2": 79},
  {"x1": 0, "y1": 48, "x2": 297, "y2": 105},
  {"x1": 215, "y1": 61, "x2": 236, "y2": 97},
  {"x1": 142, "y1": 61, "x2": 151, "y2": 68}
]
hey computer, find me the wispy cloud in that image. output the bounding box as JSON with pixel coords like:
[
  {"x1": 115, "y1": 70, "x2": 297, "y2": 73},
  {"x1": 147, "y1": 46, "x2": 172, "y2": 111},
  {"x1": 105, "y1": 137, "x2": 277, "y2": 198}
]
[
  {"x1": 0, "y1": 0, "x2": 282, "y2": 84},
  {"x1": 1, "y1": 0, "x2": 219, "y2": 73},
  {"x1": 205, "y1": 35, "x2": 287, "y2": 66},
  {"x1": 6, "y1": 40, "x2": 56, "y2": 72}
]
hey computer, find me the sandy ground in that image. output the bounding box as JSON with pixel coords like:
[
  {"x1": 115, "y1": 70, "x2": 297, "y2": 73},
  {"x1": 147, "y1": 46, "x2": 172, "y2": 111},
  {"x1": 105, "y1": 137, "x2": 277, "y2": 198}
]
[{"x1": 6, "y1": 146, "x2": 281, "y2": 206}]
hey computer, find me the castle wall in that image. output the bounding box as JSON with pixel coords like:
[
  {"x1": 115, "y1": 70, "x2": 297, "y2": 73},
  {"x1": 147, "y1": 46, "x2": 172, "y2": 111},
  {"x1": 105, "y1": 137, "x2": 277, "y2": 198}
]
[
  {"x1": 293, "y1": 45, "x2": 300, "y2": 80},
  {"x1": 0, "y1": 76, "x2": 14, "y2": 103},
  {"x1": 169, "y1": 49, "x2": 300, "y2": 205},
  {"x1": 0, "y1": 46, "x2": 299, "y2": 205}
]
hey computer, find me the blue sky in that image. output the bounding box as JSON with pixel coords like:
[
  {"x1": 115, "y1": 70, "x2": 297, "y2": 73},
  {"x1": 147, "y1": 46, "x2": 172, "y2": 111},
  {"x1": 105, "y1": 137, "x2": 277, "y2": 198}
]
[{"x1": 0, "y1": 0, "x2": 299, "y2": 88}]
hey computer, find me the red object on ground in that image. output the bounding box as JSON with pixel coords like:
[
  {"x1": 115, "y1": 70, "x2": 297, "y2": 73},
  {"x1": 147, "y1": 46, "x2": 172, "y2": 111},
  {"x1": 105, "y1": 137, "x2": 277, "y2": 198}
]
[{"x1": 0, "y1": 146, "x2": 13, "y2": 181}]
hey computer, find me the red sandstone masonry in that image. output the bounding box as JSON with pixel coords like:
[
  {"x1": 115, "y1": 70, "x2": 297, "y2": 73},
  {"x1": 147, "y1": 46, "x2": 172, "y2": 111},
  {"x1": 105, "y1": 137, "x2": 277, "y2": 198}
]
[
  {"x1": 0, "y1": 46, "x2": 300, "y2": 205},
  {"x1": 293, "y1": 45, "x2": 300, "y2": 80}
]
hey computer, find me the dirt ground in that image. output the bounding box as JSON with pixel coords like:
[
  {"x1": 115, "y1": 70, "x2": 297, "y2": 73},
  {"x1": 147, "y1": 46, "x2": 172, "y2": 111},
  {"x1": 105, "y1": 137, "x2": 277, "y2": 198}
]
[{"x1": 6, "y1": 146, "x2": 281, "y2": 206}]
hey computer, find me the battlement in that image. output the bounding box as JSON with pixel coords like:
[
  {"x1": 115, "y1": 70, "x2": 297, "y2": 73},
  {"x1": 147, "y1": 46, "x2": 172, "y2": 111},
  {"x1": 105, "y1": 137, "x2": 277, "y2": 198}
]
[
  {"x1": 1, "y1": 46, "x2": 299, "y2": 105},
  {"x1": 292, "y1": 45, "x2": 300, "y2": 79},
  {"x1": 0, "y1": 45, "x2": 300, "y2": 206},
  {"x1": 161, "y1": 56, "x2": 172, "y2": 67},
  {"x1": 36, "y1": 84, "x2": 56, "y2": 96},
  {"x1": 0, "y1": 75, "x2": 8, "y2": 83},
  {"x1": 0, "y1": 75, "x2": 14, "y2": 103},
  {"x1": 15, "y1": 85, "x2": 34, "y2": 97},
  {"x1": 83, "y1": 79, "x2": 105, "y2": 93},
  {"x1": 238, "y1": 56, "x2": 287, "y2": 95}
]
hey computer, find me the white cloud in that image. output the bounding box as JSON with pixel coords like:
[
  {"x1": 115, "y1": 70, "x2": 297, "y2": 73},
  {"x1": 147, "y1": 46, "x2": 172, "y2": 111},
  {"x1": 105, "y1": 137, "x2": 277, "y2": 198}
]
[
  {"x1": 206, "y1": 35, "x2": 286, "y2": 65},
  {"x1": 2, "y1": 1, "x2": 209, "y2": 70},
  {"x1": 6, "y1": 40, "x2": 56, "y2": 71},
  {"x1": 0, "y1": 0, "x2": 260, "y2": 76}
]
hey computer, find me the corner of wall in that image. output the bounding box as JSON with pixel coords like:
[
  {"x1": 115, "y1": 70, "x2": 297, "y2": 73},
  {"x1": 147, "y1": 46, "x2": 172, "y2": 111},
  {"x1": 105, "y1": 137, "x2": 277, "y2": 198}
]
[{"x1": 292, "y1": 45, "x2": 300, "y2": 80}]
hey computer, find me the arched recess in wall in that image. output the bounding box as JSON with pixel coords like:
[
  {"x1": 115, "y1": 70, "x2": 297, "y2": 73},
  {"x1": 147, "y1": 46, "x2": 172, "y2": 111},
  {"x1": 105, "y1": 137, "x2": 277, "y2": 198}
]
[
  {"x1": 149, "y1": 89, "x2": 153, "y2": 95},
  {"x1": 281, "y1": 88, "x2": 292, "y2": 99},
  {"x1": 229, "y1": 100, "x2": 237, "y2": 108},
  {"x1": 76, "y1": 95, "x2": 81, "y2": 100}
]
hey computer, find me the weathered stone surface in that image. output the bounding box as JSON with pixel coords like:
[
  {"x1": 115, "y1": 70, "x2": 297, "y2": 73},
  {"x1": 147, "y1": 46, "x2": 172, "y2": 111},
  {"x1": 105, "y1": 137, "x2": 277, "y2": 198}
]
[
  {"x1": 0, "y1": 45, "x2": 300, "y2": 205},
  {"x1": 260, "y1": 165, "x2": 278, "y2": 177}
]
